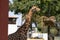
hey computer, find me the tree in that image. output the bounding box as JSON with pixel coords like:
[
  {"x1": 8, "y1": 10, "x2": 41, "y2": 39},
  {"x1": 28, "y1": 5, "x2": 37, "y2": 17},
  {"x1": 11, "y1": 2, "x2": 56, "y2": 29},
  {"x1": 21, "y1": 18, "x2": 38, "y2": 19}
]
[{"x1": 9, "y1": 0, "x2": 60, "y2": 32}]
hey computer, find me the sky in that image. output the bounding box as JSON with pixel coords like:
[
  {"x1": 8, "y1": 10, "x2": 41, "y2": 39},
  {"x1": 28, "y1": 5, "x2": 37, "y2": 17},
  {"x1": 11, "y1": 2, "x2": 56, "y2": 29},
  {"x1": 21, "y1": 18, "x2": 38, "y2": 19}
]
[{"x1": 9, "y1": 0, "x2": 13, "y2": 4}]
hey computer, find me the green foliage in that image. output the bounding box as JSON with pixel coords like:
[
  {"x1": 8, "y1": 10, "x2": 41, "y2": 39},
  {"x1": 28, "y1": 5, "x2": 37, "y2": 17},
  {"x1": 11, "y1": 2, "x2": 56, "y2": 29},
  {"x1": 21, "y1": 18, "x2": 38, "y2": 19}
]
[
  {"x1": 56, "y1": 14, "x2": 60, "y2": 21},
  {"x1": 9, "y1": 0, "x2": 60, "y2": 16},
  {"x1": 50, "y1": 27, "x2": 58, "y2": 35},
  {"x1": 9, "y1": 0, "x2": 41, "y2": 14}
]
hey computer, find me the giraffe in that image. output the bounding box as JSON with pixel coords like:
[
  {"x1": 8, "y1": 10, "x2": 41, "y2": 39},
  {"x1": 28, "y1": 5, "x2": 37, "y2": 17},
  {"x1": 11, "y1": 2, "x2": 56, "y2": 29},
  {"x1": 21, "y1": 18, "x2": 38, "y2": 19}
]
[
  {"x1": 40, "y1": 16, "x2": 56, "y2": 27},
  {"x1": 8, "y1": 5, "x2": 40, "y2": 40},
  {"x1": 46, "y1": 16, "x2": 56, "y2": 27},
  {"x1": 41, "y1": 16, "x2": 56, "y2": 40}
]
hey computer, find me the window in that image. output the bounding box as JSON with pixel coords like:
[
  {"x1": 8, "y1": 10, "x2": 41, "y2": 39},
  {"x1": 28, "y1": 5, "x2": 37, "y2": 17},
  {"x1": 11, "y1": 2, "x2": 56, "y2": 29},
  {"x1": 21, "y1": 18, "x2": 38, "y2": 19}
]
[{"x1": 8, "y1": 18, "x2": 17, "y2": 24}]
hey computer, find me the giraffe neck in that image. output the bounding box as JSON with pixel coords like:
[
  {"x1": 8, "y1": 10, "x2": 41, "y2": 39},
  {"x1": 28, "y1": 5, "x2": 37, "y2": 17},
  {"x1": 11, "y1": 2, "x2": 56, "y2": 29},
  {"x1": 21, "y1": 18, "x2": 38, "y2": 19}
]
[{"x1": 16, "y1": 9, "x2": 33, "y2": 34}]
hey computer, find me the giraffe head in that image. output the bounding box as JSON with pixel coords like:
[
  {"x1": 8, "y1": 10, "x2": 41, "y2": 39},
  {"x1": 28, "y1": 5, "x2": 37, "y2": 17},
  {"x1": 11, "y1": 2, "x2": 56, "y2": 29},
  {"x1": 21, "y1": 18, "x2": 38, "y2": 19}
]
[{"x1": 30, "y1": 5, "x2": 40, "y2": 12}]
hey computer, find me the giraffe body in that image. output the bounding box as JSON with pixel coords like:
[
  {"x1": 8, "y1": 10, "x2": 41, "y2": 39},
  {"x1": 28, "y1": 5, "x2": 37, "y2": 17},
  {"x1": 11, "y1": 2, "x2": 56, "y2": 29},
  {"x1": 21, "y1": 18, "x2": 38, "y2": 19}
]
[{"x1": 8, "y1": 6, "x2": 40, "y2": 40}]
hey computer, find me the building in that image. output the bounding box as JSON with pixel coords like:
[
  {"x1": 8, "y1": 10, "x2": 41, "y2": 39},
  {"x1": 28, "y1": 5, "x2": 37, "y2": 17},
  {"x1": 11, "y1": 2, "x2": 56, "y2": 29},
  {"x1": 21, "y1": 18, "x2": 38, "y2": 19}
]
[{"x1": 8, "y1": 11, "x2": 22, "y2": 35}]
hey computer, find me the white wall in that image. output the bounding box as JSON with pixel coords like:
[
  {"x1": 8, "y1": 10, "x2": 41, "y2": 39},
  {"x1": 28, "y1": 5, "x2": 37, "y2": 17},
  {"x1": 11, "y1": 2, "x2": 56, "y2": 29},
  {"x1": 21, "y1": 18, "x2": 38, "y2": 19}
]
[
  {"x1": 31, "y1": 33, "x2": 48, "y2": 40},
  {"x1": 54, "y1": 36, "x2": 60, "y2": 40},
  {"x1": 8, "y1": 24, "x2": 19, "y2": 35},
  {"x1": 43, "y1": 33, "x2": 48, "y2": 40},
  {"x1": 16, "y1": 13, "x2": 22, "y2": 26}
]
